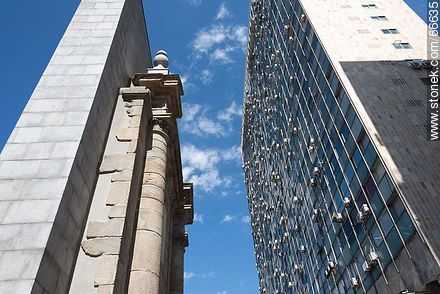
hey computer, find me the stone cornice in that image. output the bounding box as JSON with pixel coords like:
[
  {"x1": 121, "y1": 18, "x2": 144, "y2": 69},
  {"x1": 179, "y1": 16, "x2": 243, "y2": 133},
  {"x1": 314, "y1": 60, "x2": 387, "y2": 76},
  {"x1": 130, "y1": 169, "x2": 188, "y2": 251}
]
[{"x1": 132, "y1": 73, "x2": 183, "y2": 119}]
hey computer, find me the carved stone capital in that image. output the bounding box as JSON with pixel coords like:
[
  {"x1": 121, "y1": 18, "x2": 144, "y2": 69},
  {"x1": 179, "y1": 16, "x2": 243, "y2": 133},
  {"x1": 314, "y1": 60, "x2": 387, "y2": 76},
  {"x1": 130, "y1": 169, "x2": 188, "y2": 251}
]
[{"x1": 152, "y1": 118, "x2": 170, "y2": 134}]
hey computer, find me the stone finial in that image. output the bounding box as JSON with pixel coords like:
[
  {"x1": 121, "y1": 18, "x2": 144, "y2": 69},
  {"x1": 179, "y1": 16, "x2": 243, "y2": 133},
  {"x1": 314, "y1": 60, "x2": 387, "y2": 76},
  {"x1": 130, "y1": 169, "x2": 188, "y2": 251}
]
[{"x1": 153, "y1": 50, "x2": 169, "y2": 68}]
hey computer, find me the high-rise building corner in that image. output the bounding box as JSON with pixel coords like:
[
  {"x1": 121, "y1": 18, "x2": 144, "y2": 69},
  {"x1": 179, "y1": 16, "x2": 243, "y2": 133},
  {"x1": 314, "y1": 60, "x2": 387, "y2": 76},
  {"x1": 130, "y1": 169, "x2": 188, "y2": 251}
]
[{"x1": 242, "y1": 0, "x2": 440, "y2": 293}]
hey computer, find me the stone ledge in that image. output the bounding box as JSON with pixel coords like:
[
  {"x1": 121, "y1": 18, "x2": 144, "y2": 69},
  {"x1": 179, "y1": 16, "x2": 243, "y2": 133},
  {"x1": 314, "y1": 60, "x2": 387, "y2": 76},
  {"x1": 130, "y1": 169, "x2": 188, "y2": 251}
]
[
  {"x1": 87, "y1": 219, "x2": 124, "y2": 239},
  {"x1": 82, "y1": 237, "x2": 121, "y2": 257},
  {"x1": 99, "y1": 154, "x2": 135, "y2": 174},
  {"x1": 107, "y1": 182, "x2": 130, "y2": 206}
]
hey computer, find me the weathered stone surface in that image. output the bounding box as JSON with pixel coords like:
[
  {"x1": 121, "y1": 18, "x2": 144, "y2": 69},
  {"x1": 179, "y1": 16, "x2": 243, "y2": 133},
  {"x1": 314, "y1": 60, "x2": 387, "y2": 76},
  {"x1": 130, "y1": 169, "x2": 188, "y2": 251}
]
[
  {"x1": 145, "y1": 149, "x2": 167, "y2": 162},
  {"x1": 107, "y1": 182, "x2": 130, "y2": 206},
  {"x1": 137, "y1": 211, "x2": 163, "y2": 235},
  {"x1": 87, "y1": 219, "x2": 124, "y2": 239},
  {"x1": 126, "y1": 106, "x2": 142, "y2": 117},
  {"x1": 13, "y1": 223, "x2": 53, "y2": 250},
  {"x1": 151, "y1": 132, "x2": 168, "y2": 145},
  {"x1": 129, "y1": 116, "x2": 141, "y2": 127},
  {"x1": 82, "y1": 237, "x2": 121, "y2": 257},
  {"x1": 0, "y1": 280, "x2": 33, "y2": 294},
  {"x1": 127, "y1": 139, "x2": 138, "y2": 153},
  {"x1": 0, "y1": 249, "x2": 42, "y2": 281},
  {"x1": 2, "y1": 199, "x2": 60, "y2": 224},
  {"x1": 124, "y1": 99, "x2": 144, "y2": 107},
  {"x1": 0, "y1": 0, "x2": 154, "y2": 291},
  {"x1": 94, "y1": 255, "x2": 118, "y2": 286},
  {"x1": 108, "y1": 205, "x2": 127, "y2": 219},
  {"x1": 151, "y1": 139, "x2": 167, "y2": 153},
  {"x1": 127, "y1": 271, "x2": 159, "y2": 294},
  {"x1": 116, "y1": 128, "x2": 138, "y2": 142},
  {"x1": 139, "y1": 198, "x2": 164, "y2": 215},
  {"x1": 99, "y1": 154, "x2": 135, "y2": 174},
  {"x1": 144, "y1": 159, "x2": 166, "y2": 175},
  {"x1": 97, "y1": 285, "x2": 114, "y2": 294},
  {"x1": 141, "y1": 184, "x2": 165, "y2": 202},
  {"x1": 111, "y1": 170, "x2": 133, "y2": 182},
  {"x1": 142, "y1": 173, "x2": 165, "y2": 189},
  {"x1": 131, "y1": 231, "x2": 162, "y2": 273}
]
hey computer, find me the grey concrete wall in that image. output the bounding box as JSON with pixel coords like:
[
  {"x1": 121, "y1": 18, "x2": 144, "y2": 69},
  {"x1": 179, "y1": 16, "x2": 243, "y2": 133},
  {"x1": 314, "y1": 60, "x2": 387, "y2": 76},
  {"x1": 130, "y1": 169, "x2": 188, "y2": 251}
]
[
  {"x1": 342, "y1": 61, "x2": 440, "y2": 278},
  {"x1": 0, "y1": 0, "x2": 151, "y2": 293}
]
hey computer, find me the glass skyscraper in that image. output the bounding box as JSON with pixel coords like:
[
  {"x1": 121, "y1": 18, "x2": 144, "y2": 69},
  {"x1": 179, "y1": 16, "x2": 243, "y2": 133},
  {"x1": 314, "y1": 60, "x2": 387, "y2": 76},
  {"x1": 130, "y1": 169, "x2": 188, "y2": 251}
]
[{"x1": 242, "y1": 0, "x2": 440, "y2": 293}]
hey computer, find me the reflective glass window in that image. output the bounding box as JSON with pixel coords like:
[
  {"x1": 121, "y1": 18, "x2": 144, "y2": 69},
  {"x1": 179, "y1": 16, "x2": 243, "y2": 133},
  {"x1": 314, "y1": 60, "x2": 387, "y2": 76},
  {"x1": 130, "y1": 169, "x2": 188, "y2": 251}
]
[
  {"x1": 378, "y1": 174, "x2": 394, "y2": 202},
  {"x1": 370, "y1": 191, "x2": 384, "y2": 215},
  {"x1": 386, "y1": 227, "x2": 403, "y2": 256},
  {"x1": 397, "y1": 211, "x2": 416, "y2": 242}
]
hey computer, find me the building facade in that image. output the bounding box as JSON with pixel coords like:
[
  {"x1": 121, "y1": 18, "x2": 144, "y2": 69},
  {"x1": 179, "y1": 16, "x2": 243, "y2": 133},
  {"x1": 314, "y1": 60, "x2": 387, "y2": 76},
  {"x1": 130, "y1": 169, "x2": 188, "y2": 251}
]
[
  {"x1": 242, "y1": 0, "x2": 440, "y2": 293},
  {"x1": 0, "y1": 1, "x2": 193, "y2": 293}
]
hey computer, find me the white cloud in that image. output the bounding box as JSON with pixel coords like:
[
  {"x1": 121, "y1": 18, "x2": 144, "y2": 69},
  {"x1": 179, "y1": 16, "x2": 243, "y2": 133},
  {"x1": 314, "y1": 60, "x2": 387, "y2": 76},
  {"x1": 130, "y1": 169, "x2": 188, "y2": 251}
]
[
  {"x1": 217, "y1": 291, "x2": 228, "y2": 294},
  {"x1": 198, "y1": 117, "x2": 224, "y2": 134},
  {"x1": 218, "y1": 101, "x2": 242, "y2": 122},
  {"x1": 181, "y1": 144, "x2": 239, "y2": 193},
  {"x1": 211, "y1": 46, "x2": 235, "y2": 64},
  {"x1": 181, "y1": 102, "x2": 244, "y2": 138},
  {"x1": 184, "y1": 272, "x2": 195, "y2": 279},
  {"x1": 222, "y1": 145, "x2": 242, "y2": 162},
  {"x1": 180, "y1": 74, "x2": 196, "y2": 92},
  {"x1": 241, "y1": 216, "x2": 251, "y2": 224},
  {"x1": 233, "y1": 26, "x2": 248, "y2": 48},
  {"x1": 194, "y1": 213, "x2": 204, "y2": 224},
  {"x1": 216, "y1": 3, "x2": 231, "y2": 20},
  {"x1": 191, "y1": 24, "x2": 248, "y2": 62},
  {"x1": 188, "y1": 170, "x2": 224, "y2": 193},
  {"x1": 181, "y1": 103, "x2": 226, "y2": 137},
  {"x1": 187, "y1": 0, "x2": 202, "y2": 6},
  {"x1": 200, "y1": 69, "x2": 213, "y2": 84},
  {"x1": 192, "y1": 25, "x2": 229, "y2": 55},
  {"x1": 184, "y1": 271, "x2": 215, "y2": 279},
  {"x1": 184, "y1": 103, "x2": 202, "y2": 121},
  {"x1": 182, "y1": 144, "x2": 220, "y2": 171},
  {"x1": 221, "y1": 214, "x2": 237, "y2": 223}
]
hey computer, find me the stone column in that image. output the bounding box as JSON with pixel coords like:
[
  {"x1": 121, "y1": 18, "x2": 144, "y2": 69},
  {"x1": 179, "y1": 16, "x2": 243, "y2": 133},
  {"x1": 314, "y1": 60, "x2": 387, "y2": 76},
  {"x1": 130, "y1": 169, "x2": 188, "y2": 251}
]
[{"x1": 128, "y1": 119, "x2": 169, "y2": 294}]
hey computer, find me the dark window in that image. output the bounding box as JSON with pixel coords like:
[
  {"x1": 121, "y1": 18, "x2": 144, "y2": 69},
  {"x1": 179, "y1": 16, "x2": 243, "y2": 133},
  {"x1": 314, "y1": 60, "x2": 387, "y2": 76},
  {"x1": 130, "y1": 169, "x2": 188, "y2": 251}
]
[
  {"x1": 393, "y1": 42, "x2": 412, "y2": 49},
  {"x1": 381, "y1": 28, "x2": 399, "y2": 34},
  {"x1": 371, "y1": 15, "x2": 388, "y2": 21},
  {"x1": 386, "y1": 227, "x2": 403, "y2": 256},
  {"x1": 378, "y1": 174, "x2": 395, "y2": 202},
  {"x1": 397, "y1": 212, "x2": 416, "y2": 242},
  {"x1": 370, "y1": 191, "x2": 384, "y2": 215},
  {"x1": 362, "y1": 4, "x2": 378, "y2": 9}
]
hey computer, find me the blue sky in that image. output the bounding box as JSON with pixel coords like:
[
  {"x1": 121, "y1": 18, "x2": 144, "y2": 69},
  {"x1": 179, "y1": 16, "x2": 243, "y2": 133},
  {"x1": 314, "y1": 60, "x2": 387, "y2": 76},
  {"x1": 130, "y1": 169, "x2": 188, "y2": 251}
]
[{"x1": 0, "y1": 0, "x2": 428, "y2": 293}]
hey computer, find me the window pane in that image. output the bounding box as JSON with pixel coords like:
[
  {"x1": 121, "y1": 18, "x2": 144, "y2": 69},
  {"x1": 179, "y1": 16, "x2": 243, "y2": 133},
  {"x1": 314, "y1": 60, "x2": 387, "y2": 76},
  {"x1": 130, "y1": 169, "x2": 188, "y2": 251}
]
[
  {"x1": 397, "y1": 212, "x2": 416, "y2": 242},
  {"x1": 389, "y1": 197, "x2": 404, "y2": 219},
  {"x1": 357, "y1": 161, "x2": 369, "y2": 184},
  {"x1": 352, "y1": 149, "x2": 362, "y2": 168},
  {"x1": 378, "y1": 174, "x2": 394, "y2": 202},
  {"x1": 351, "y1": 118, "x2": 362, "y2": 139},
  {"x1": 350, "y1": 176, "x2": 361, "y2": 197},
  {"x1": 377, "y1": 242, "x2": 392, "y2": 268},
  {"x1": 371, "y1": 225, "x2": 384, "y2": 247},
  {"x1": 372, "y1": 160, "x2": 386, "y2": 182},
  {"x1": 370, "y1": 191, "x2": 384, "y2": 215},
  {"x1": 380, "y1": 212, "x2": 393, "y2": 235},
  {"x1": 364, "y1": 143, "x2": 377, "y2": 168},
  {"x1": 386, "y1": 227, "x2": 403, "y2": 257},
  {"x1": 364, "y1": 176, "x2": 377, "y2": 198}
]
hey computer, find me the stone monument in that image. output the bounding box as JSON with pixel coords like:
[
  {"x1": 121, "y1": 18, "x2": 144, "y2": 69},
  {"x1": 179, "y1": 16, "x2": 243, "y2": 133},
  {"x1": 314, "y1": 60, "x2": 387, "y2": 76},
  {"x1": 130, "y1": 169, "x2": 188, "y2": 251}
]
[{"x1": 0, "y1": 1, "x2": 193, "y2": 293}]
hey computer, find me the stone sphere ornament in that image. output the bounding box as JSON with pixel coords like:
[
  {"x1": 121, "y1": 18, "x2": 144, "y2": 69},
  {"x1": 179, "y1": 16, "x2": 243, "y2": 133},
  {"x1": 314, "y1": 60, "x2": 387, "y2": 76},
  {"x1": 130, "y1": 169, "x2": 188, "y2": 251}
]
[{"x1": 153, "y1": 50, "x2": 169, "y2": 68}]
